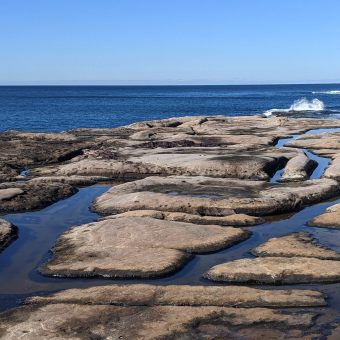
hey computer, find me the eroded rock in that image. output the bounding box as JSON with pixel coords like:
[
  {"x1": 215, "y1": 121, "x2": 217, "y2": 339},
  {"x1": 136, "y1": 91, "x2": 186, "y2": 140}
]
[
  {"x1": 281, "y1": 153, "x2": 317, "y2": 182},
  {"x1": 252, "y1": 232, "x2": 340, "y2": 259},
  {"x1": 41, "y1": 216, "x2": 248, "y2": 278},
  {"x1": 105, "y1": 209, "x2": 264, "y2": 226},
  {"x1": 308, "y1": 203, "x2": 340, "y2": 229},
  {"x1": 93, "y1": 175, "x2": 339, "y2": 216},
  {"x1": 0, "y1": 304, "x2": 318, "y2": 340},
  {"x1": 204, "y1": 257, "x2": 340, "y2": 284},
  {"x1": 28, "y1": 284, "x2": 326, "y2": 308},
  {"x1": 0, "y1": 180, "x2": 77, "y2": 214}
]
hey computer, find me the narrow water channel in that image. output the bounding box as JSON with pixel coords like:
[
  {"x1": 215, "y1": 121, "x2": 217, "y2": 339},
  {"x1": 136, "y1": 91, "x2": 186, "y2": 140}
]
[{"x1": 1, "y1": 127, "x2": 340, "y2": 314}]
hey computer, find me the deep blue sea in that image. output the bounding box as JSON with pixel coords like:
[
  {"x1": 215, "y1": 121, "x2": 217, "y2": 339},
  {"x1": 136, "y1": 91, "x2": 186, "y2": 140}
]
[{"x1": 1, "y1": 84, "x2": 340, "y2": 132}]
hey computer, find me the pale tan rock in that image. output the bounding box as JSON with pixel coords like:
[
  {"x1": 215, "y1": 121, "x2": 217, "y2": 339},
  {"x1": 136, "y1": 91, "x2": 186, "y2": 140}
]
[
  {"x1": 106, "y1": 209, "x2": 264, "y2": 226},
  {"x1": 0, "y1": 188, "x2": 23, "y2": 201},
  {"x1": 252, "y1": 232, "x2": 340, "y2": 259},
  {"x1": 0, "y1": 219, "x2": 17, "y2": 251},
  {"x1": 93, "y1": 175, "x2": 339, "y2": 216},
  {"x1": 28, "y1": 284, "x2": 326, "y2": 308},
  {"x1": 324, "y1": 156, "x2": 340, "y2": 181},
  {"x1": 204, "y1": 257, "x2": 340, "y2": 284},
  {"x1": 29, "y1": 175, "x2": 110, "y2": 186},
  {"x1": 281, "y1": 154, "x2": 317, "y2": 181},
  {"x1": 308, "y1": 203, "x2": 340, "y2": 229},
  {"x1": 287, "y1": 132, "x2": 340, "y2": 157},
  {"x1": 41, "y1": 216, "x2": 248, "y2": 278},
  {"x1": 0, "y1": 304, "x2": 318, "y2": 340}
]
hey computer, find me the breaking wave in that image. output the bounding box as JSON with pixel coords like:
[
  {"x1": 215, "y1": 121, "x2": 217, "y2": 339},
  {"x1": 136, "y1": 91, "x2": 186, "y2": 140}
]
[
  {"x1": 312, "y1": 90, "x2": 340, "y2": 95},
  {"x1": 263, "y1": 98, "x2": 325, "y2": 117}
]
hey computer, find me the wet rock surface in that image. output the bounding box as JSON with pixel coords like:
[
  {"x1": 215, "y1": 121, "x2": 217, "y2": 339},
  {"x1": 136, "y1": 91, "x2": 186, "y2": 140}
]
[
  {"x1": 0, "y1": 180, "x2": 76, "y2": 214},
  {"x1": 0, "y1": 219, "x2": 17, "y2": 251},
  {"x1": 40, "y1": 216, "x2": 248, "y2": 278},
  {"x1": 309, "y1": 203, "x2": 340, "y2": 229}
]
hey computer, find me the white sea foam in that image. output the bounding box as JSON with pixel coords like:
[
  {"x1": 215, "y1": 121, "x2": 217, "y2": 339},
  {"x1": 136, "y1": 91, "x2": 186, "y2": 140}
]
[
  {"x1": 312, "y1": 90, "x2": 340, "y2": 95},
  {"x1": 263, "y1": 98, "x2": 325, "y2": 117}
]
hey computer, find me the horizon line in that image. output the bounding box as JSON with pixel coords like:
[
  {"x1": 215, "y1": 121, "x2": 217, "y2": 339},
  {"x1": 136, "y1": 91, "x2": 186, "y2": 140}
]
[{"x1": 1, "y1": 82, "x2": 340, "y2": 87}]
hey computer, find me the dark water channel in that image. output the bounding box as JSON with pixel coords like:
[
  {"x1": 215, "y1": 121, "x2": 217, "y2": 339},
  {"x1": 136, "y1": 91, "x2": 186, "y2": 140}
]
[{"x1": 1, "y1": 128, "x2": 340, "y2": 319}]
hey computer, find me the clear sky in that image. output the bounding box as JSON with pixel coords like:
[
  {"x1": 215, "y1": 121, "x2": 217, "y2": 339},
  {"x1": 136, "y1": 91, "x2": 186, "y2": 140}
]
[{"x1": 1, "y1": 0, "x2": 339, "y2": 85}]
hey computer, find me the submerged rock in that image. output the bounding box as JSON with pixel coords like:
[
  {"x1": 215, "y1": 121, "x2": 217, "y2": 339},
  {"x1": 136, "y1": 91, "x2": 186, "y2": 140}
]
[
  {"x1": 204, "y1": 257, "x2": 340, "y2": 284},
  {"x1": 0, "y1": 219, "x2": 17, "y2": 251},
  {"x1": 308, "y1": 203, "x2": 340, "y2": 229},
  {"x1": 40, "y1": 216, "x2": 248, "y2": 278},
  {"x1": 252, "y1": 232, "x2": 340, "y2": 260}
]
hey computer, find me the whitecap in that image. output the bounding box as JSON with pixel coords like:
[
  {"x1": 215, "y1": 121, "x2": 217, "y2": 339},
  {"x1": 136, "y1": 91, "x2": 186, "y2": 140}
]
[
  {"x1": 263, "y1": 98, "x2": 325, "y2": 117},
  {"x1": 312, "y1": 90, "x2": 340, "y2": 95}
]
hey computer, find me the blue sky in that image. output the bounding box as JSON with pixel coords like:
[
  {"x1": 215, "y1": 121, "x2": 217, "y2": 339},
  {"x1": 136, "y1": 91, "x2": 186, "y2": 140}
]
[{"x1": 1, "y1": 0, "x2": 339, "y2": 85}]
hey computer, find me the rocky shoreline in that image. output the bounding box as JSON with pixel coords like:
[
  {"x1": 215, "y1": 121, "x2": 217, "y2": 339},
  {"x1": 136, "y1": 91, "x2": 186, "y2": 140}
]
[{"x1": 1, "y1": 115, "x2": 340, "y2": 339}]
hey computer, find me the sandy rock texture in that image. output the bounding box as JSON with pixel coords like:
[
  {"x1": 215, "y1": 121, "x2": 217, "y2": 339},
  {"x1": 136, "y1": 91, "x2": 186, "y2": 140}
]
[
  {"x1": 93, "y1": 175, "x2": 339, "y2": 216},
  {"x1": 286, "y1": 130, "x2": 340, "y2": 180},
  {"x1": 24, "y1": 116, "x2": 340, "y2": 183},
  {"x1": 27, "y1": 284, "x2": 326, "y2": 308},
  {"x1": 204, "y1": 257, "x2": 340, "y2": 284},
  {"x1": 41, "y1": 216, "x2": 248, "y2": 278},
  {"x1": 309, "y1": 203, "x2": 340, "y2": 229},
  {"x1": 0, "y1": 283, "x2": 327, "y2": 339},
  {"x1": 104, "y1": 209, "x2": 264, "y2": 226},
  {"x1": 252, "y1": 232, "x2": 340, "y2": 259},
  {"x1": 0, "y1": 219, "x2": 17, "y2": 251},
  {"x1": 0, "y1": 303, "x2": 319, "y2": 340}
]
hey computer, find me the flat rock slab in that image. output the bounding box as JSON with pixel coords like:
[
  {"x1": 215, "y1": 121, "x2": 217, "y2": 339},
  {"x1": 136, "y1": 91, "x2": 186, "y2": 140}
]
[
  {"x1": 56, "y1": 149, "x2": 291, "y2": 181},
  {"x1": 252, "y1": 232, "x2": 340, "y2": 260},
  {"x1": 0, "y1": 303, "x2": 318, "y2": 340},
  {"x1": 41, "y1": 216, "x2": 248, "y2": 278},
  {"x1": 0, "y1": 219, "x2": 17, "y2": 251},
  {"x1": 204, "y1": 257, "x2": 340, "y2": 284},
  {"x1": 28, "y1": 284, "x2": 326, "y2": 308},
  {"x1": 106, "y1": 209, "x2": 264, "y2": 226},
  {"x1": 308, "y1": 203, "x2": 340, "y2": 229},
  {"x1": 93, "y1": 175, "x2": 340, "y2": 216},
  {"x1": 0, "y1": 180, "x2": 76, "y2": 214}
]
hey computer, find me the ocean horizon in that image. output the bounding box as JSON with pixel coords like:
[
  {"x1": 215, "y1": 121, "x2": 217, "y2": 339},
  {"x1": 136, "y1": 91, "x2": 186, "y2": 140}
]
[{"x1": 1, "y1": 83, "x2": 340, "y2": 132}]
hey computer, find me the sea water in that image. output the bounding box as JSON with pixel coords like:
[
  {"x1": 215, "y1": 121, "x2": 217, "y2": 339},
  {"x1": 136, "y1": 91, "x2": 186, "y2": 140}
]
[{"x1": 1, "y1": 84, "x2": 340, "y2": 132}]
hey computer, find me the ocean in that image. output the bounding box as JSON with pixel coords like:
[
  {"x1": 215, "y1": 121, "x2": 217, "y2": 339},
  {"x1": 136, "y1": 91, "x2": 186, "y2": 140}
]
[{"x1": 1, "y1": 84, "x2": 340, "y2": 132}]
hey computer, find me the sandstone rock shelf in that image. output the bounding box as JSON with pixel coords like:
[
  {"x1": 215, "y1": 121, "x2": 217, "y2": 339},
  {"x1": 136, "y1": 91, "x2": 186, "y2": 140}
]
[{"x1": 1, "y1": 116, "x2": 340, "y2": 339}]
